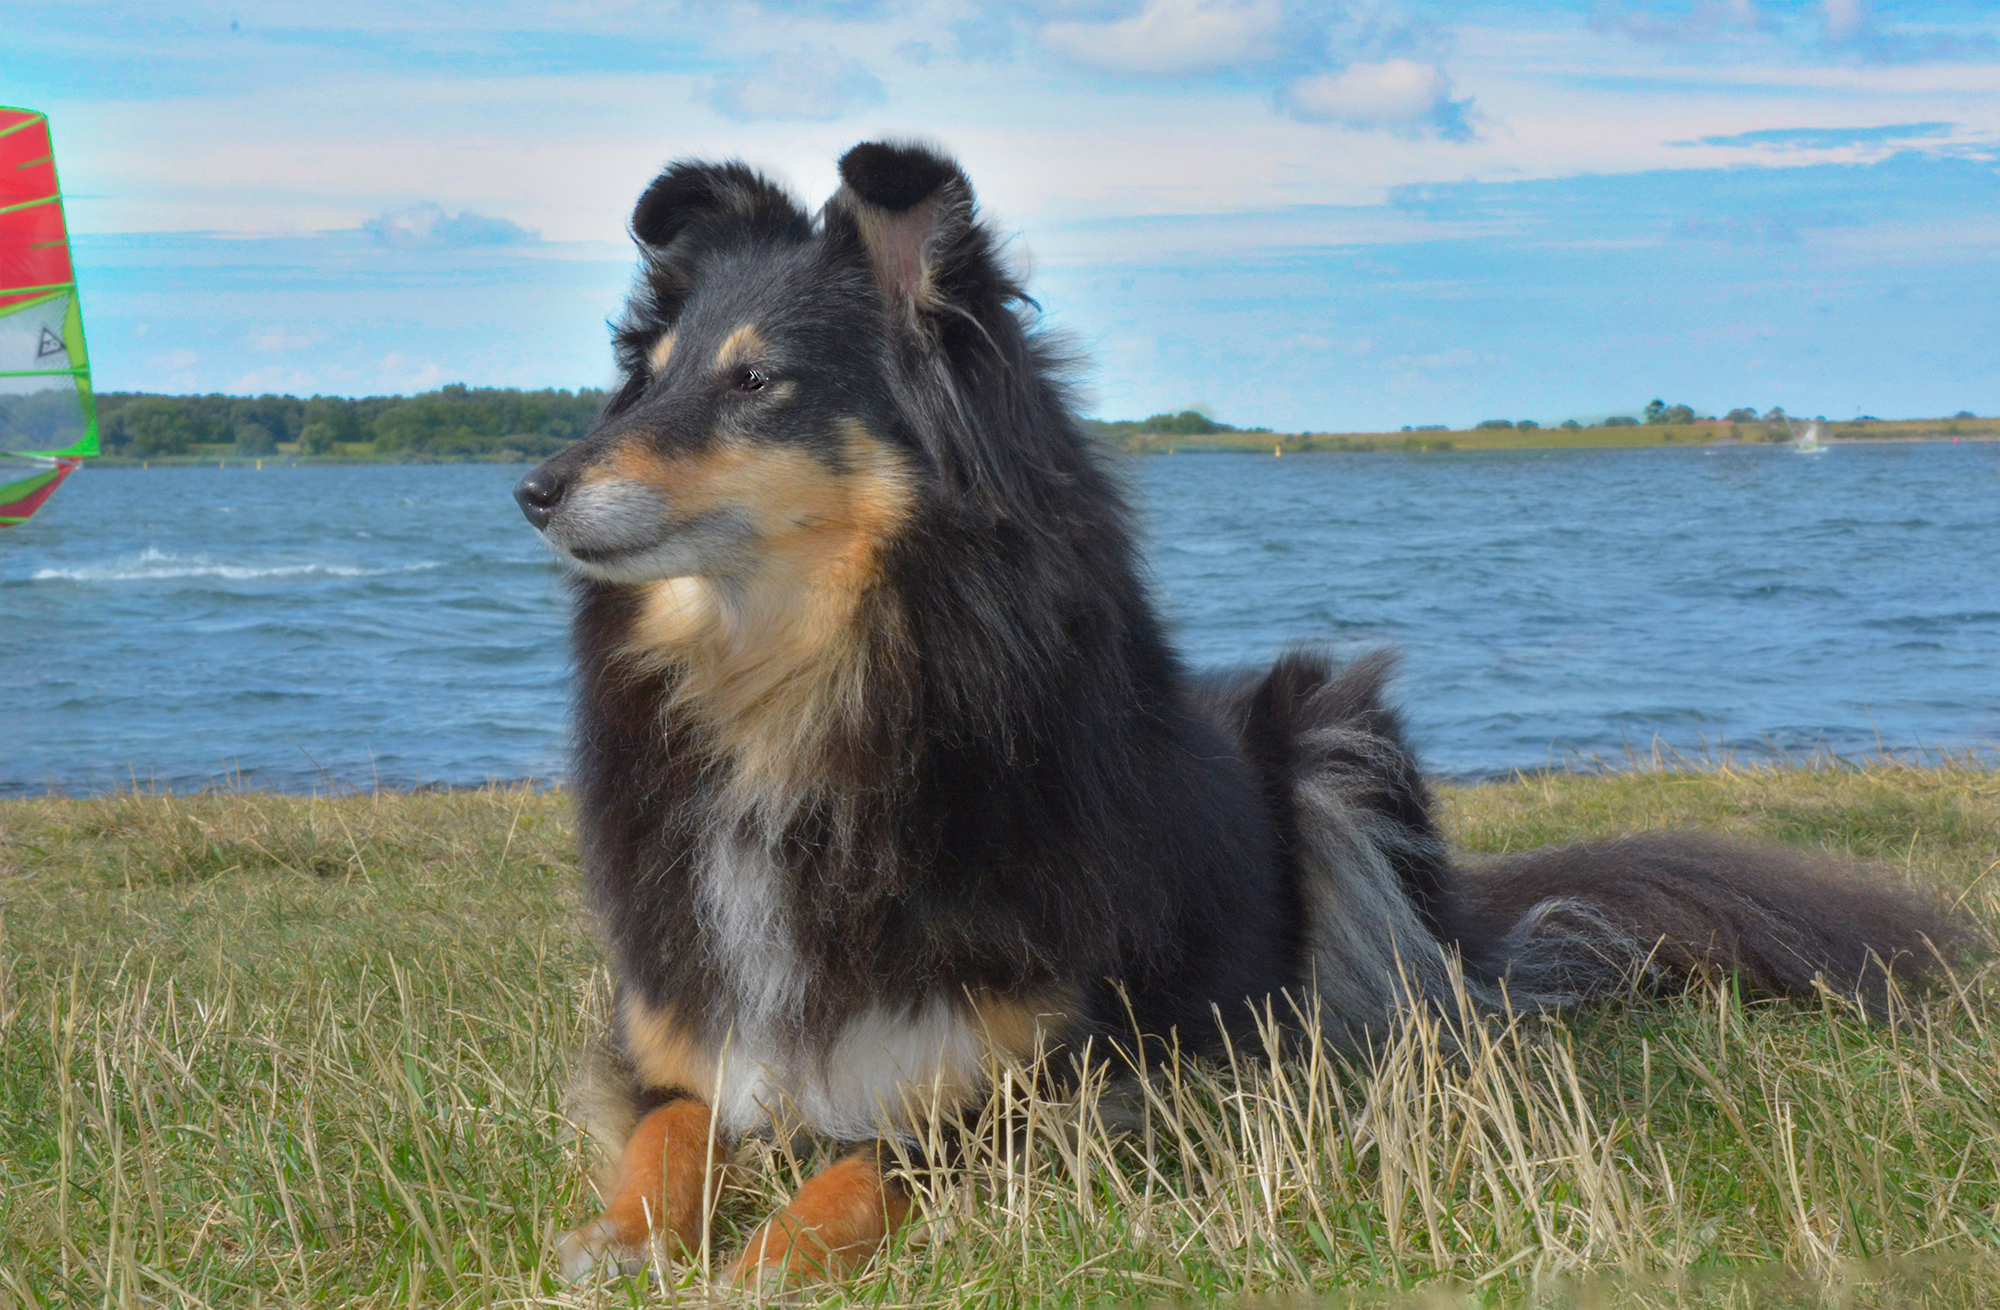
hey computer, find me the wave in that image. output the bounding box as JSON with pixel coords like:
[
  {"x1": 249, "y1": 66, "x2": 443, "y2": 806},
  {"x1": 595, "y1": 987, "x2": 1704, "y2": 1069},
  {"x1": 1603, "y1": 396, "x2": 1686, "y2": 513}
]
[{"x1": 31, "y1": 547, "x2": 441, "y2": 583}]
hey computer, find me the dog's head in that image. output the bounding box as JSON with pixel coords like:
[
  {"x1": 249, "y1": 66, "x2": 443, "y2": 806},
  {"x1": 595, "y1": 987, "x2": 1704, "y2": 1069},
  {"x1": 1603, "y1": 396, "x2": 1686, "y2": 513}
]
[{"x1": 515, "y1": 141, "x2": 1022, "y2": 591}]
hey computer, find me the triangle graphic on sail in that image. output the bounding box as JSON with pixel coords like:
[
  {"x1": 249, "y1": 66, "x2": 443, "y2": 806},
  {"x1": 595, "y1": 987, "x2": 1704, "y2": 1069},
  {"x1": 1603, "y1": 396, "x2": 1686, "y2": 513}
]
[{"x1": 37, "y1": 326, "x2": 66, "y2": 359}]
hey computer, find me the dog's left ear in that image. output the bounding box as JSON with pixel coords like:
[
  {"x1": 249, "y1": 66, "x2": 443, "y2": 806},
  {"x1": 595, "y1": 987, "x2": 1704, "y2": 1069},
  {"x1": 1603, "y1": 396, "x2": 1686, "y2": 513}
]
[{"x1": 829, "y1": 141, "x2": 989, "y2": 328}]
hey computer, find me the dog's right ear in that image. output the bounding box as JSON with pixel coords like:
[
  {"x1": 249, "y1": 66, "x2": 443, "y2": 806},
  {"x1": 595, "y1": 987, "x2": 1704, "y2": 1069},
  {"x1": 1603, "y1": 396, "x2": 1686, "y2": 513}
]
[{"x1": 827, "y1": 141, "x2": 993, "y2": 333}]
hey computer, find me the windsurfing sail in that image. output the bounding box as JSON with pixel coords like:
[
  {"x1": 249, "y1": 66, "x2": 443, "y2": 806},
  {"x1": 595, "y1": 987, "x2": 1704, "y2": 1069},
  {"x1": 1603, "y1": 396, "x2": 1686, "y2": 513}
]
[{"x1": 1, "y1": 105, "x2": 95, "y2": 529}]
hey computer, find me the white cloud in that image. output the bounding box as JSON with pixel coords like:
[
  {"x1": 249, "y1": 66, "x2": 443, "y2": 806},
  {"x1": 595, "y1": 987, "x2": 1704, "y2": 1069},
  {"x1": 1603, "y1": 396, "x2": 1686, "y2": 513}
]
[
  {"x1": 1289, "y1": 59, "x2": 1445, "y2": 124},
  {"x1": 144, "y1": 348, "x2": 201, "y2": 392},
  {"x1": 228, "y1": 364, "x2": 326, "y2": 393},
  {"x1": 364, "y1": 203, "x2": 537, "y2": 250},
  {"x1": 245, "y1": 326, "x2": 319, "y2": 353},
  {"x1": 147, "y1": 348, "x2": 199, "y2": 372},
  {"x1": 707, "y1": 48, "x2": 885, "y2": 121},
  {"x1": 376, "y1": 353, "x2": 446, "y2": 392},
  {"x1": 1283, "y1": 59, "x2": 1476, "y2": 141},
  {"x1": 1040, "y1": 0, "x2": 1282, "y2": 74}
]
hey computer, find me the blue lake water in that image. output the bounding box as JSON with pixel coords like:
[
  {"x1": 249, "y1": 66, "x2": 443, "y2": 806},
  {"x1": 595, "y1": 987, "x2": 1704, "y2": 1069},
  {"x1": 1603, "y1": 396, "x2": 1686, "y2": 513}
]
[{"x1": 3, "y1": 444, "x2": 1996, "y2": 797}]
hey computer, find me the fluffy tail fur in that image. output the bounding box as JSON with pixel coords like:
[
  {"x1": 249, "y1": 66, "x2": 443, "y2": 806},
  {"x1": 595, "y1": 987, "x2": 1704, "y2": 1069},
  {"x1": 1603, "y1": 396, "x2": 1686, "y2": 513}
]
[
  {"x1": 1214, "y1": 650, "x2": 1965, "y2": 1036},
  {"x1": 1447, "y1": 831, "x2": 1957, "y2": 1017}
]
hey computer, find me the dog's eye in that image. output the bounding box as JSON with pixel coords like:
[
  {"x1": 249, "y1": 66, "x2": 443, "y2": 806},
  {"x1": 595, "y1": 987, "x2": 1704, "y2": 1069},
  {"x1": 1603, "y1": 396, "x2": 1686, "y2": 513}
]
[{"x1": 738, "y1": 368, "x2": 768, "y2": 393}]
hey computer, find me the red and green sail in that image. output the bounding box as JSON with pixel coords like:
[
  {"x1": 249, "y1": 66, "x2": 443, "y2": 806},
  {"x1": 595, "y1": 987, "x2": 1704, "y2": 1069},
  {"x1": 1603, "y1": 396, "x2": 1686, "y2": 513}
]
[{"x1": 1, "y1": 105, "x2": 95, "y2": 528}]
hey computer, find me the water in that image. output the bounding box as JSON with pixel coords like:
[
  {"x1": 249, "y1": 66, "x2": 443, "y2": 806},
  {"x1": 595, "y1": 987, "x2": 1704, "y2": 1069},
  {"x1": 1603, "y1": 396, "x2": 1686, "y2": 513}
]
[
  {"x1": 1143, "y1": 443, "x2": 1998, "y2": 775},
  {"x1": 3, "y1": 444, "x2": 1995, "y2": 796},
  {"x1": 4, "y1": 465, "x2": 566, "y2": 796}
]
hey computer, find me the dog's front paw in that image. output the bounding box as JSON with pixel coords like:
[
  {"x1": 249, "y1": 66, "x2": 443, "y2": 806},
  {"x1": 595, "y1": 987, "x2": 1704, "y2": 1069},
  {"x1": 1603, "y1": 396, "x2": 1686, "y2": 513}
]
[
  {"x1": 721, "y1": 1244, "x2": 813, "y2": 1293},
  {"x1": 555, "y1": 1218, "x2": 649, "y2": 1282}
]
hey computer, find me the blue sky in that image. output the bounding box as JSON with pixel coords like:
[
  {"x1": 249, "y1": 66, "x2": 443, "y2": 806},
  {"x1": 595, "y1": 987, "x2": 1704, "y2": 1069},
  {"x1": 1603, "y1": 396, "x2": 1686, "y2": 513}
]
[{"x1": 8, "y1": 0, "x2": 1997, "y2": 428}]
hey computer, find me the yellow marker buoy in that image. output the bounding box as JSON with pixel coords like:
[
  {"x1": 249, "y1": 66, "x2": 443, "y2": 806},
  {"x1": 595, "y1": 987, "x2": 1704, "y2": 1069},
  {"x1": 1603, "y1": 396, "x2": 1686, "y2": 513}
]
[{"x1": 1274, "y1": 445, "x2": 1282, "y2": 457}]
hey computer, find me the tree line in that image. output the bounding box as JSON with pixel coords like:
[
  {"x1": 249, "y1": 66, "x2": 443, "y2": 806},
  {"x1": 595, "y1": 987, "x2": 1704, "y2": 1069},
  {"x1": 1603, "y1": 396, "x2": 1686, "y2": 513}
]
[
  {"x1": 70, "y1": 390, "x2": 1989, "y2": 462},
  {"x1": 1086, "y1": 410, "x2": 1272, "y2": 440},
  {"x1": 93, "y1": 386, "x2": 610, "y2": 460},
  {"x1": 1472, "y1": 401, "x2": 1798, "y2": 431}
]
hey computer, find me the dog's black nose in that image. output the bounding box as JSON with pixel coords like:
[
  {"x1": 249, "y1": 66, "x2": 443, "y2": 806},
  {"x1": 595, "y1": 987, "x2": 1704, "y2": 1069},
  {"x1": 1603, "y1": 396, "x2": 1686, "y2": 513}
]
[{"x1": 514, "y1": 468, "x2": 566, "y2": 530}]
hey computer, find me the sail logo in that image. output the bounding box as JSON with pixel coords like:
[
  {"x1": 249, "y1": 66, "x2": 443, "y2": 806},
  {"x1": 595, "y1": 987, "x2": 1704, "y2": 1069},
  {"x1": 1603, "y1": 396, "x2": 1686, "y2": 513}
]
[{"x1": 36, "y1": 327, "x2": 64, "y2": 359}]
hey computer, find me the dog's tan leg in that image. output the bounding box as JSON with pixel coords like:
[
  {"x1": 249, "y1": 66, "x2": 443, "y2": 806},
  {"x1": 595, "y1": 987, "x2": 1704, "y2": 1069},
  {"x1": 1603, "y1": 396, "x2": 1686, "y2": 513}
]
[
  {"x1": 556, "y1": 1099, "x2": 729, "y2": 1280},
  {"x1": 723, "y1": 1146, "x2": 911, "y2": 1287}
]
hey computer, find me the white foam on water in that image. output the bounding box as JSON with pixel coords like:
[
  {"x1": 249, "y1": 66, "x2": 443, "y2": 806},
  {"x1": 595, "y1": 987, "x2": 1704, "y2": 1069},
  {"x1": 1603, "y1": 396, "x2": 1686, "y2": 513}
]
[{"x1": 32, "y1": 546, "x2": 441, "y2": 583}]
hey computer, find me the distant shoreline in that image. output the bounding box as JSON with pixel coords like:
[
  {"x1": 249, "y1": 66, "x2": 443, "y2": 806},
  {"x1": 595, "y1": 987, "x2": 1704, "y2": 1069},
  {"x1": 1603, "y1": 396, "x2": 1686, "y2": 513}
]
[
  {"x1": 1110, "y1": 417, "x2": 2000, "y2": 455},
  {"x1": 36, "y1": 387, "x2": 1994, "y2": 464},
  {"x1": 88, "y1": 428, "x2": 2000, "y2": 467}
]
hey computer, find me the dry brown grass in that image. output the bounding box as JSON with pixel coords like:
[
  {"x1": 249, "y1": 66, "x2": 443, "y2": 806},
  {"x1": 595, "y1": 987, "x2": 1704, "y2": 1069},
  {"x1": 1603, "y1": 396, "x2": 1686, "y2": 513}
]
[{"x1": 2, "y1": 760, "x2": 1996, "y2": 1307}]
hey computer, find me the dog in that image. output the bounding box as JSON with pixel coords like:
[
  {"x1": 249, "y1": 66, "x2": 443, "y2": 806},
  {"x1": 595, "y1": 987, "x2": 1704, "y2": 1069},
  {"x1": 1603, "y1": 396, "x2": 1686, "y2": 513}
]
[{"x1": 513, "y1": 140, "x2": 1958, "y2": 1286}]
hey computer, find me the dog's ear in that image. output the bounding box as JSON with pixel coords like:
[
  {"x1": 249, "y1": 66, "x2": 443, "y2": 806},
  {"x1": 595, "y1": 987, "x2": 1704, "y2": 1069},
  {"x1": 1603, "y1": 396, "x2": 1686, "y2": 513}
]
[
  {"x1": 631, "y1": 160, "x2": 810, "y2": 255},
  {"x1": 624, "y1": 161, "x2": 809, "y2": 329},
  {"x1": 608, "y1": 162, "x2": 810, "y2": 409},
  {"x1": 828, "y1": 141, "x2": 992, "y2": 328}
]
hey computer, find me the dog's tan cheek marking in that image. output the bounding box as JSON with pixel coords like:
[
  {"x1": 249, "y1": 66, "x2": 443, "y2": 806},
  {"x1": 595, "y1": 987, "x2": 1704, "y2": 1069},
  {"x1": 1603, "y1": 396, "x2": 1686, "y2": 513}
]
[
  {"x1": 600, "y1": 425, "x2": 910, "y2": 583},
  {"x1": 607, "y1": 439, "x2": 742, "y2": 520},
  {"x1": 744, "y1": 424, "x2": 913, "y2": 665},
  {"x1": 688, "y1": 422, "x2": 912, "y2": 607},
  {"x1": 714, "y1": 323, "x2": 767, "y2": 372},
  {"x1": 620, "y1": 993, "x2": 720, "y2": 1103},
  {"x1": 574, "y1": 434, "x2": 683, "y2": 491},
  {"x1": 770, "y1": 420, "x2": 914, "y2": 589},
  {"x1": 648, "y1": 332, "x2": 676, "y2": 373}
]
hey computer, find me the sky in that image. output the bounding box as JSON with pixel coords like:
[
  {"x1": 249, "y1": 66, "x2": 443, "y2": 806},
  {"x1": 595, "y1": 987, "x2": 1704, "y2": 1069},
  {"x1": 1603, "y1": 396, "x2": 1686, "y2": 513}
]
[{"x1": 7, "y1": 0, "x2": 1998, "y2": 430}]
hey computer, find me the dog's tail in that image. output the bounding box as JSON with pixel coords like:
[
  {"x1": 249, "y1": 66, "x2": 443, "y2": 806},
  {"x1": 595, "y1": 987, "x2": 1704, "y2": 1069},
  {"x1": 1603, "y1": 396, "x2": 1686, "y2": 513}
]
[
  {"x1": 1213, "y1": 649, "x2": 1965, "y2": 1032},
  {"x1": 1444, "y1": 830, "x2": 1958, "y2": 1017}
]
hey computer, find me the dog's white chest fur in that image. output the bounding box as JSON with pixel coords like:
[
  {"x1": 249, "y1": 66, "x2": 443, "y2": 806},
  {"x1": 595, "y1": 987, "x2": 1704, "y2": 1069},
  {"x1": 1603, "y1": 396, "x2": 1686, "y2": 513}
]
[{"x1": 694, "y1": 832, "x2": 983, "y2": 1140}]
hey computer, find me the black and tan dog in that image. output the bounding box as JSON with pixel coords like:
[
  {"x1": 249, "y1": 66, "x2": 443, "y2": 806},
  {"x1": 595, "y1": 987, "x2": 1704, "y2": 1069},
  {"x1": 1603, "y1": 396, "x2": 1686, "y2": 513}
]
[{"x1": 514, "y1": 141, "x2": 1956, "y2": 1286}]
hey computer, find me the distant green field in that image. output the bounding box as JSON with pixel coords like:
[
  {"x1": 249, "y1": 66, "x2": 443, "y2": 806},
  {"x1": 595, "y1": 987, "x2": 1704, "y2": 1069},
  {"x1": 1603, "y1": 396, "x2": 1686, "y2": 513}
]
[
  {"x1": 69, "y1": 386, "x2": 1999, "y2": 466},
  {"x1": 1106, "y1": 416, "x2": 2000, "y2": 454},
  {"x1": 4, "y1": 761, "x2": 1997, "y2": 1307}
]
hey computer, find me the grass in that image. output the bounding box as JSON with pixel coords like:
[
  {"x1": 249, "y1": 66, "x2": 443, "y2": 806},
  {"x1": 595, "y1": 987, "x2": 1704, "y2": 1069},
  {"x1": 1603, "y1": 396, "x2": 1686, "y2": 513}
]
[{"x1": 2, "y1": 760, "x2": 1997, "y2": 1308}]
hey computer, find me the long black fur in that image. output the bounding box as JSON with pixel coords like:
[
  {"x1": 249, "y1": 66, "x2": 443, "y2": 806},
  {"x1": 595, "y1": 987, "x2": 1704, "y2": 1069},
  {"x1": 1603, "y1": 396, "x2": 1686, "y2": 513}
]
[{"x1": 528, "y1": 139, "x2": 1964, "y2": 1154}]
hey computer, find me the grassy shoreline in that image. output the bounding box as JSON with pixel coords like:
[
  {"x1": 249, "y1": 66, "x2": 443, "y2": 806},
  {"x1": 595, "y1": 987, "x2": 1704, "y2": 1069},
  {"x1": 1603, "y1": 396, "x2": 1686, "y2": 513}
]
[
  {"x1": 4, "y1": 762, "x2": 1997, "y2": 1307},
  {"x1": 1111, "y1": 416, "x2": 2000, "y2": 455},
  {"x1": 78, "y1": 418, "x2": 2000, "y2": 467},
  {"x1": 37, "y1": 385, "x2": 1995, "y2": 466}
]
